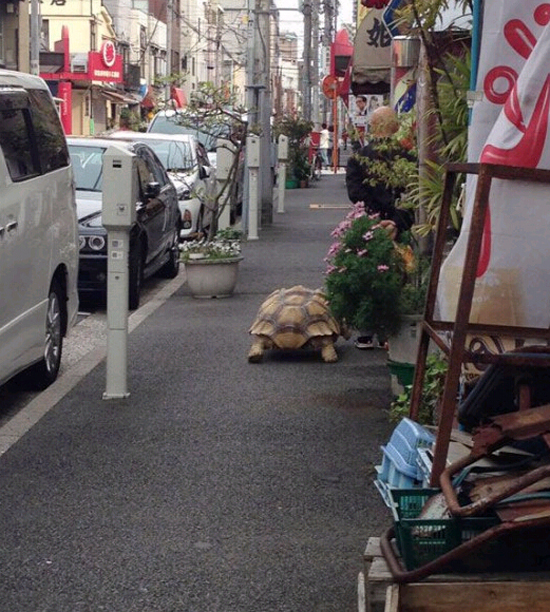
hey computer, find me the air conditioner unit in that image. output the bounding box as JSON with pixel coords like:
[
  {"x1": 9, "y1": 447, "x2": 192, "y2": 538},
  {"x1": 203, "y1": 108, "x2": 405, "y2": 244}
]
[{"x1": 71, "y1": 54, "x2": 88, "y2": 73}]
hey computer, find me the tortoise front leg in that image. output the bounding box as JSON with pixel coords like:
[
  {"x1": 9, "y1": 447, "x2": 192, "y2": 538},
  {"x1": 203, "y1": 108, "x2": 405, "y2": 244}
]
[{"x1": 248, "y1": 338, "x2": 265, "y2": 363}]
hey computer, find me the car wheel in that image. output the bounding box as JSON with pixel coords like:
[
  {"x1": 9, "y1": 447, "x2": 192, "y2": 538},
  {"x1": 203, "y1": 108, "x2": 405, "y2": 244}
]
[
  {"x1": 159, "y1": 228, "x2": 181, "y2": 279},
  {"x1": 129, "y1": 241, "x2": 144, "y2": 310},
  {"x1": 27, "y1": 279, "x2": 64, "y2": 389}
]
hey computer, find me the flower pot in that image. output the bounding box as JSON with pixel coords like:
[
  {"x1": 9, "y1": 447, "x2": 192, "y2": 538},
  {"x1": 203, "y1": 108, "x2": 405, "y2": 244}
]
[
  {"x1": 299, "y1": 179, "x2": 309, "y2": 188},
  {"x1": 388, "y1": 314, "x2": 422, "y2": 364},
  {"x1": 285, "y1": 178, "x2": 299, "y2": 189},
  {"x1": 184, "y1": 256, "x2": 243, "y2": 298},
  {"x1": 387, "y1": 314, "x2": 422, "y2": 396}
]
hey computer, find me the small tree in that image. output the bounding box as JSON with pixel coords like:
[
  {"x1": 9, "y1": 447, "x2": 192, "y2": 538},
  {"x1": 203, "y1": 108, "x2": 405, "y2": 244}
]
[{"x1": 160, "y1": 82, "x2": 248, "y2": 241}]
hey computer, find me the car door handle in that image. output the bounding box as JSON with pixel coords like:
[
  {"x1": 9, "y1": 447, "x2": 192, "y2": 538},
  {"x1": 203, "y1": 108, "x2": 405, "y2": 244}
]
[{"x1": 6, "y1": 221, "x2": 18, "y2": 232}]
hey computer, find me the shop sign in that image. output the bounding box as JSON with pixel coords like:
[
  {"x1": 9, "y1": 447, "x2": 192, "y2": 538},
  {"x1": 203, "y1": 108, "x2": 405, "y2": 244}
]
[{"x1": 88, "y1": 46, "x2": 123, "y2": 82}]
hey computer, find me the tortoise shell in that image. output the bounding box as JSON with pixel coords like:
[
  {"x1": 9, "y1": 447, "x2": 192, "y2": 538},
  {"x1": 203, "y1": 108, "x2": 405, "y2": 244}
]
[{"x1": 248, "y1": 285, "x2": 340, "y2": 349}]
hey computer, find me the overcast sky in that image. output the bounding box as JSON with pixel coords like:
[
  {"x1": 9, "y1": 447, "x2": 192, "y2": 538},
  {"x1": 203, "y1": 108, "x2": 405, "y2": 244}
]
[{"x1": 275, "y1": 0, "x2": 354, "y2": 38}]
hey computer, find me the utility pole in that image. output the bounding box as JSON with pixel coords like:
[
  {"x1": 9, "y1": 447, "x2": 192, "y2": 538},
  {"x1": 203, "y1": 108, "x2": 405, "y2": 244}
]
[
  {"x1": 312, "y1": 4, "x2": 320, "y2": 126},
  {"x1": 302, "y1": 0, "x2": 312, "y2": 121},
  {"x1": 30, "y1": 0, "x2": 40, "y2": 76},
  {"x1": 257, "y1": 0, "x2": 273, "y2": 224},
  {"x1": 166, "y1": 0, "x2": 173, "y2": 104},
  {"x1": 322, "y1": 0, "x2": 334, "y2": 122}
]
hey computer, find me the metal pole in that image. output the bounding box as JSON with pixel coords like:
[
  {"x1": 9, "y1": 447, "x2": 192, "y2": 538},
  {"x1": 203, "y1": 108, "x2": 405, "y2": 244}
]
[
  {"x1": 302, "y1": 0, "x2": 312, "y2": 121},
  {"x1": 166, "y1": 0, "x2": 173, "y2": 104},
  {"x1": 30, "y1": 0, "x2": 40, "y2": 76}
]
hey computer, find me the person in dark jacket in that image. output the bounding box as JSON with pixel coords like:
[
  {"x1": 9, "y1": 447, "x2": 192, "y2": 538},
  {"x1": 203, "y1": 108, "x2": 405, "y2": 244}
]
[
  {"x1": 345, "y1": 106, "x2": 415, "y2": 349},
  {"x1": 345, "y1": 105, "x2": 414, "y2": 240}
]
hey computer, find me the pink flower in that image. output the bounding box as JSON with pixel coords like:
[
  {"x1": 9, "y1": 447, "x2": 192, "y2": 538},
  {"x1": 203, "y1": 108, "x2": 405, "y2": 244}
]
[
  {"x1": 326, "y1": 242, "x2": 341, "y2": 257},
  {"x1": 377, "y1": 264, "x2": 389, "y2": 272},
  {"x1": 363, "y1": 230, "x2": 374, "y2": 241},
  {"x1": 330, "y1": 219, "x2": 352, "y2": 238},
  {"x1": 346, "y1": 201, "x2": 367, "y2": 220},
  {"x1": 357, "y1": 249, "x2": 368, "y2": 257},
  {"x1": 325, "y1": 264, "x2": 338, "y2": 275}
]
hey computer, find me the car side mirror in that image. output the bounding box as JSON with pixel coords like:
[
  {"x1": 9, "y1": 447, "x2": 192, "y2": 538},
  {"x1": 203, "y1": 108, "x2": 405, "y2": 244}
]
[
  {"x1": 145, "y1": 181, "x2": 161, "y2": 198},
  {"x1": 199, "y1": 166, "x2": 210, "y2": 180}
]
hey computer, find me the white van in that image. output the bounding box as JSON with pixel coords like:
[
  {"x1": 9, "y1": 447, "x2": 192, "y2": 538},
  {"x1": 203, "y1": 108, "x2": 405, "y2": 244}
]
[{"x1": 0, "y1": 70, "x2": 79, "y2": 389}]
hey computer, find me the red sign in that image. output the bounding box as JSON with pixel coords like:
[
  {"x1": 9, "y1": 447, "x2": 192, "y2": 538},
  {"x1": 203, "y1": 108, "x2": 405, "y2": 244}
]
[
  {"x1": 322, "y1": 75, "x2": 339, "y2": 99},
  {"x1": 101, "y1": 41, "x2": 116, "y2": 68},
  {"x1": 88, "y1": 50, "x2": 123, "y2": 82}
]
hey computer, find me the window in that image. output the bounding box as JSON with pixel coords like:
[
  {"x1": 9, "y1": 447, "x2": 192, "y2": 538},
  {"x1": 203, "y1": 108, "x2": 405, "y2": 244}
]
[
  {"x1": 0, "y1": 107, "x2": 39, "y2": 181},
  {"x1": 27, "y1": 89, "x2": 70, "y2": 172},
  {"x1": 136, "y1": 156, "x2": 155, "y2": 200}
]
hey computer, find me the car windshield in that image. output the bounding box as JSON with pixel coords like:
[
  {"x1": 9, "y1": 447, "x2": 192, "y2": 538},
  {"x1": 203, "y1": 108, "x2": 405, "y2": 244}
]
[
  {"x1": 144, "y1": 139, "x2": 195, "y2": 173},
  {"x1": 69, "y1": 144, "x2": 106, "y2": 192},
  {"x1": 149, "y1": 113, "x2": 230, "y2": 152}
]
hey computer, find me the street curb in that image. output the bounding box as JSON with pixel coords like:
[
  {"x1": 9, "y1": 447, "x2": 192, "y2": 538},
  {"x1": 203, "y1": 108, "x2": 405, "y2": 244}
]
[{"x1": 0, "y1": 272, "x2": 187, "y2": 458}]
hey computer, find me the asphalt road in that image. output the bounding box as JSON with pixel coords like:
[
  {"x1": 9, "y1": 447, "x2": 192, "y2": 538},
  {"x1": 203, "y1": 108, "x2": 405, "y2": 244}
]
[{"x1": 0, "y1": 173, "x2": 395, "y2": 612}]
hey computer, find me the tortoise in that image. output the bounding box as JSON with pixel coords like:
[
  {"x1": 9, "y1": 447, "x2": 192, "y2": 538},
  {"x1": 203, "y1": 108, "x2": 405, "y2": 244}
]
[{"x1": 247, "y1": 285, "x2": 346, "y2": 363}]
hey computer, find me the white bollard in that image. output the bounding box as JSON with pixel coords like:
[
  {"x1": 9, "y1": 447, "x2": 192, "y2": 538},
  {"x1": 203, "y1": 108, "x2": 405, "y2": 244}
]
[
  {"x1": 277, "y1": 135, "x2": 288, "y2": 214},
  {"x1": 247, "y1": 134, "x2": 260, "y2": 240}
]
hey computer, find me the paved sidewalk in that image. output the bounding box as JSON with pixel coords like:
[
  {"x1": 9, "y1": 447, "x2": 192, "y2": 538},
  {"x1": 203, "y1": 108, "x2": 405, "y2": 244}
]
[{"x1": 0, "y1": 173, "x2": 394, "y2": 612}]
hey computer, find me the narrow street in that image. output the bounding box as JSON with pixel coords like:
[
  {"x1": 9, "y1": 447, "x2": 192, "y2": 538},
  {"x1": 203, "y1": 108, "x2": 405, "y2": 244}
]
[{"x1": 0, "y1": 173, "x2": 394, "y2": 612}]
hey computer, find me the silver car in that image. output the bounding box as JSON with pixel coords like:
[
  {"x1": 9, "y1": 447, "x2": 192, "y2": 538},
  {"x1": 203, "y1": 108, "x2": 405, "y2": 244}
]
[{"x1": 108, "y1": 131, "x2": 217, "y2": 239}]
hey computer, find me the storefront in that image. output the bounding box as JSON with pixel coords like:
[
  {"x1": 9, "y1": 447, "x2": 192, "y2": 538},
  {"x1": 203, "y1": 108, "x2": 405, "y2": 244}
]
[{"x1": 40, "y1": 26, "x2": 124, "y2": 135}]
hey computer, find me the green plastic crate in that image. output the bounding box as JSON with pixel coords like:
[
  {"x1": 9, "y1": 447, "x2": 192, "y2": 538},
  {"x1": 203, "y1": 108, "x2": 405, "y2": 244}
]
[{"x1": 389, "y1": 488, "x2": 500, "y2": 571}]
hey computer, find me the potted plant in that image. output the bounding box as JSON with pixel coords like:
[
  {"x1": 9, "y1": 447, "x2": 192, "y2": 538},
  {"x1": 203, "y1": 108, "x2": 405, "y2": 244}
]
[
  {"x1": 324, "y1": 202, "x2": 427, "y2": 390},
  {"x1": 324, "y1": 203, "x2": 417, "y2": 340},
  {"x1": 273, "y1": 115, "x2": 313, "y2": 189},
  {"x1": 180, "y1": 228, "x2": 244, "y2": 298}
]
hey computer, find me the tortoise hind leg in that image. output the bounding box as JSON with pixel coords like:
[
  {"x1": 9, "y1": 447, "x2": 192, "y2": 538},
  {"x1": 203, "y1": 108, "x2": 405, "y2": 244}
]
[
  {"x1": 248, "y1": 338, "x2": 265, "y2": 363},
  {"x1": 321, "y1": 340, "x2": 338, "y2": 363}
]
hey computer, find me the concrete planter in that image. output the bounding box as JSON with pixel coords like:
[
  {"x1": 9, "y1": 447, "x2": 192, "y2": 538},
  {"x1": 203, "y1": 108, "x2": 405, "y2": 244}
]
[{"x1": 184, "y1": 256, "x2": 243, "y2": 298}]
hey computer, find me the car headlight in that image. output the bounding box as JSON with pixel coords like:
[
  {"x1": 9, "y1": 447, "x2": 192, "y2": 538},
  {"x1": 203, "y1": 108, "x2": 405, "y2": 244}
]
[
  {"x1": 79, "y1": 234, "x2": 106, "y2": 252},
  {"x1": 88, "y1": 235, "x2": 106, "y2": 251}
]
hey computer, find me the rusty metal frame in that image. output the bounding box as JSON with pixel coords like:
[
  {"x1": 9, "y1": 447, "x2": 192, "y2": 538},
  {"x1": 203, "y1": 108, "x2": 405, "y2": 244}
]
[{"x1": 409, "y1": 162, "x2": 550, "y2": 486}]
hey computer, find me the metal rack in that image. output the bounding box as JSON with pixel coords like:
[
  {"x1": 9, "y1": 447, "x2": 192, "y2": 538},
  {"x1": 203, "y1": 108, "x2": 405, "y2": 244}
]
[{"x1": 409, "y1": 162, "x2": 550, "y2": 485}]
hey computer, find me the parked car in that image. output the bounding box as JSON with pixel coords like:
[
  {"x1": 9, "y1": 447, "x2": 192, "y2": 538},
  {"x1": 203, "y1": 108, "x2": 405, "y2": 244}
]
[
  {"x1": 0, "y1": 70, "x2": 79, "y2": 389},
  {"x1": 147, "y1": 109, "x2": 229, "y2": 152},
  {"x1": 108, "y1": 131, "x2": 216, "y2": 239},
  {"x1": 147, "y1": 109, "x2": 244, "y2": 220},
  {"x1": 67, "y1": 137, "x2": 181, "y2": 310}
]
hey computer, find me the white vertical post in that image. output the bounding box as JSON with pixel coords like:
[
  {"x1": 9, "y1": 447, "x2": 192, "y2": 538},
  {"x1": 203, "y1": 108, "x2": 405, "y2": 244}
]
[
  {"x1": 216, "y1": 138, "x2": 234, "y2": 231},
  {"x1": 101, "y1": 146, "x2": 137, "y2": 400},
  {"x1": 277, "y1": 134, "x2": 288, "y2": 214},
  {"x1": 247, "y1": 134, "x2": 260, "y2": 240}
]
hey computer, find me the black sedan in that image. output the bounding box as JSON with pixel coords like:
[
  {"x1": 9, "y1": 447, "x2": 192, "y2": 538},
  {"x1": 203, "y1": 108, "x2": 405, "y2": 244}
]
[{"x1": 68, "y1": 137, "x2": 181, "y2": 309}]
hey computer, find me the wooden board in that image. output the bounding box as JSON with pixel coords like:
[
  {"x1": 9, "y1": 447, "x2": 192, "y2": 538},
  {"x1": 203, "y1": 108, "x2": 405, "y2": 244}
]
[
  {"x1": 399, "y1": 581, "x2": 550, "y2": 612},
  {"x1": 365, "y1": 536, "x2": 550, "y2": 612}
]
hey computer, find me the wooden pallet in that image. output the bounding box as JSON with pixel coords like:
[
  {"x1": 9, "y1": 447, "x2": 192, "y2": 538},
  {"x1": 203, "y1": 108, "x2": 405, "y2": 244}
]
[{"x1": 364, "y1": 536, "x2": 550, "y2": 612}]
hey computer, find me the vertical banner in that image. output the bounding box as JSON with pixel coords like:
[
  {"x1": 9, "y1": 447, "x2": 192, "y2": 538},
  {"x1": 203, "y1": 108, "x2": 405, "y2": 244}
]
[{"x1": 438, "y1": 2, "x2": 550, "y2": 339}]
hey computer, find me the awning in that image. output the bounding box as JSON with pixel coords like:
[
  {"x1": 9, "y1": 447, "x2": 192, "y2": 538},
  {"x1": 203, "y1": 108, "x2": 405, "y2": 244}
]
[
  {"x1": 351, "y1": 8, "x2": 392, "y2": 95},
  {"x1": 171, "y1": 86, "x2": 187, "y2": 109},
  {"x1": 99, "y1": 88, "x2": 141, "y2": 105}
]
